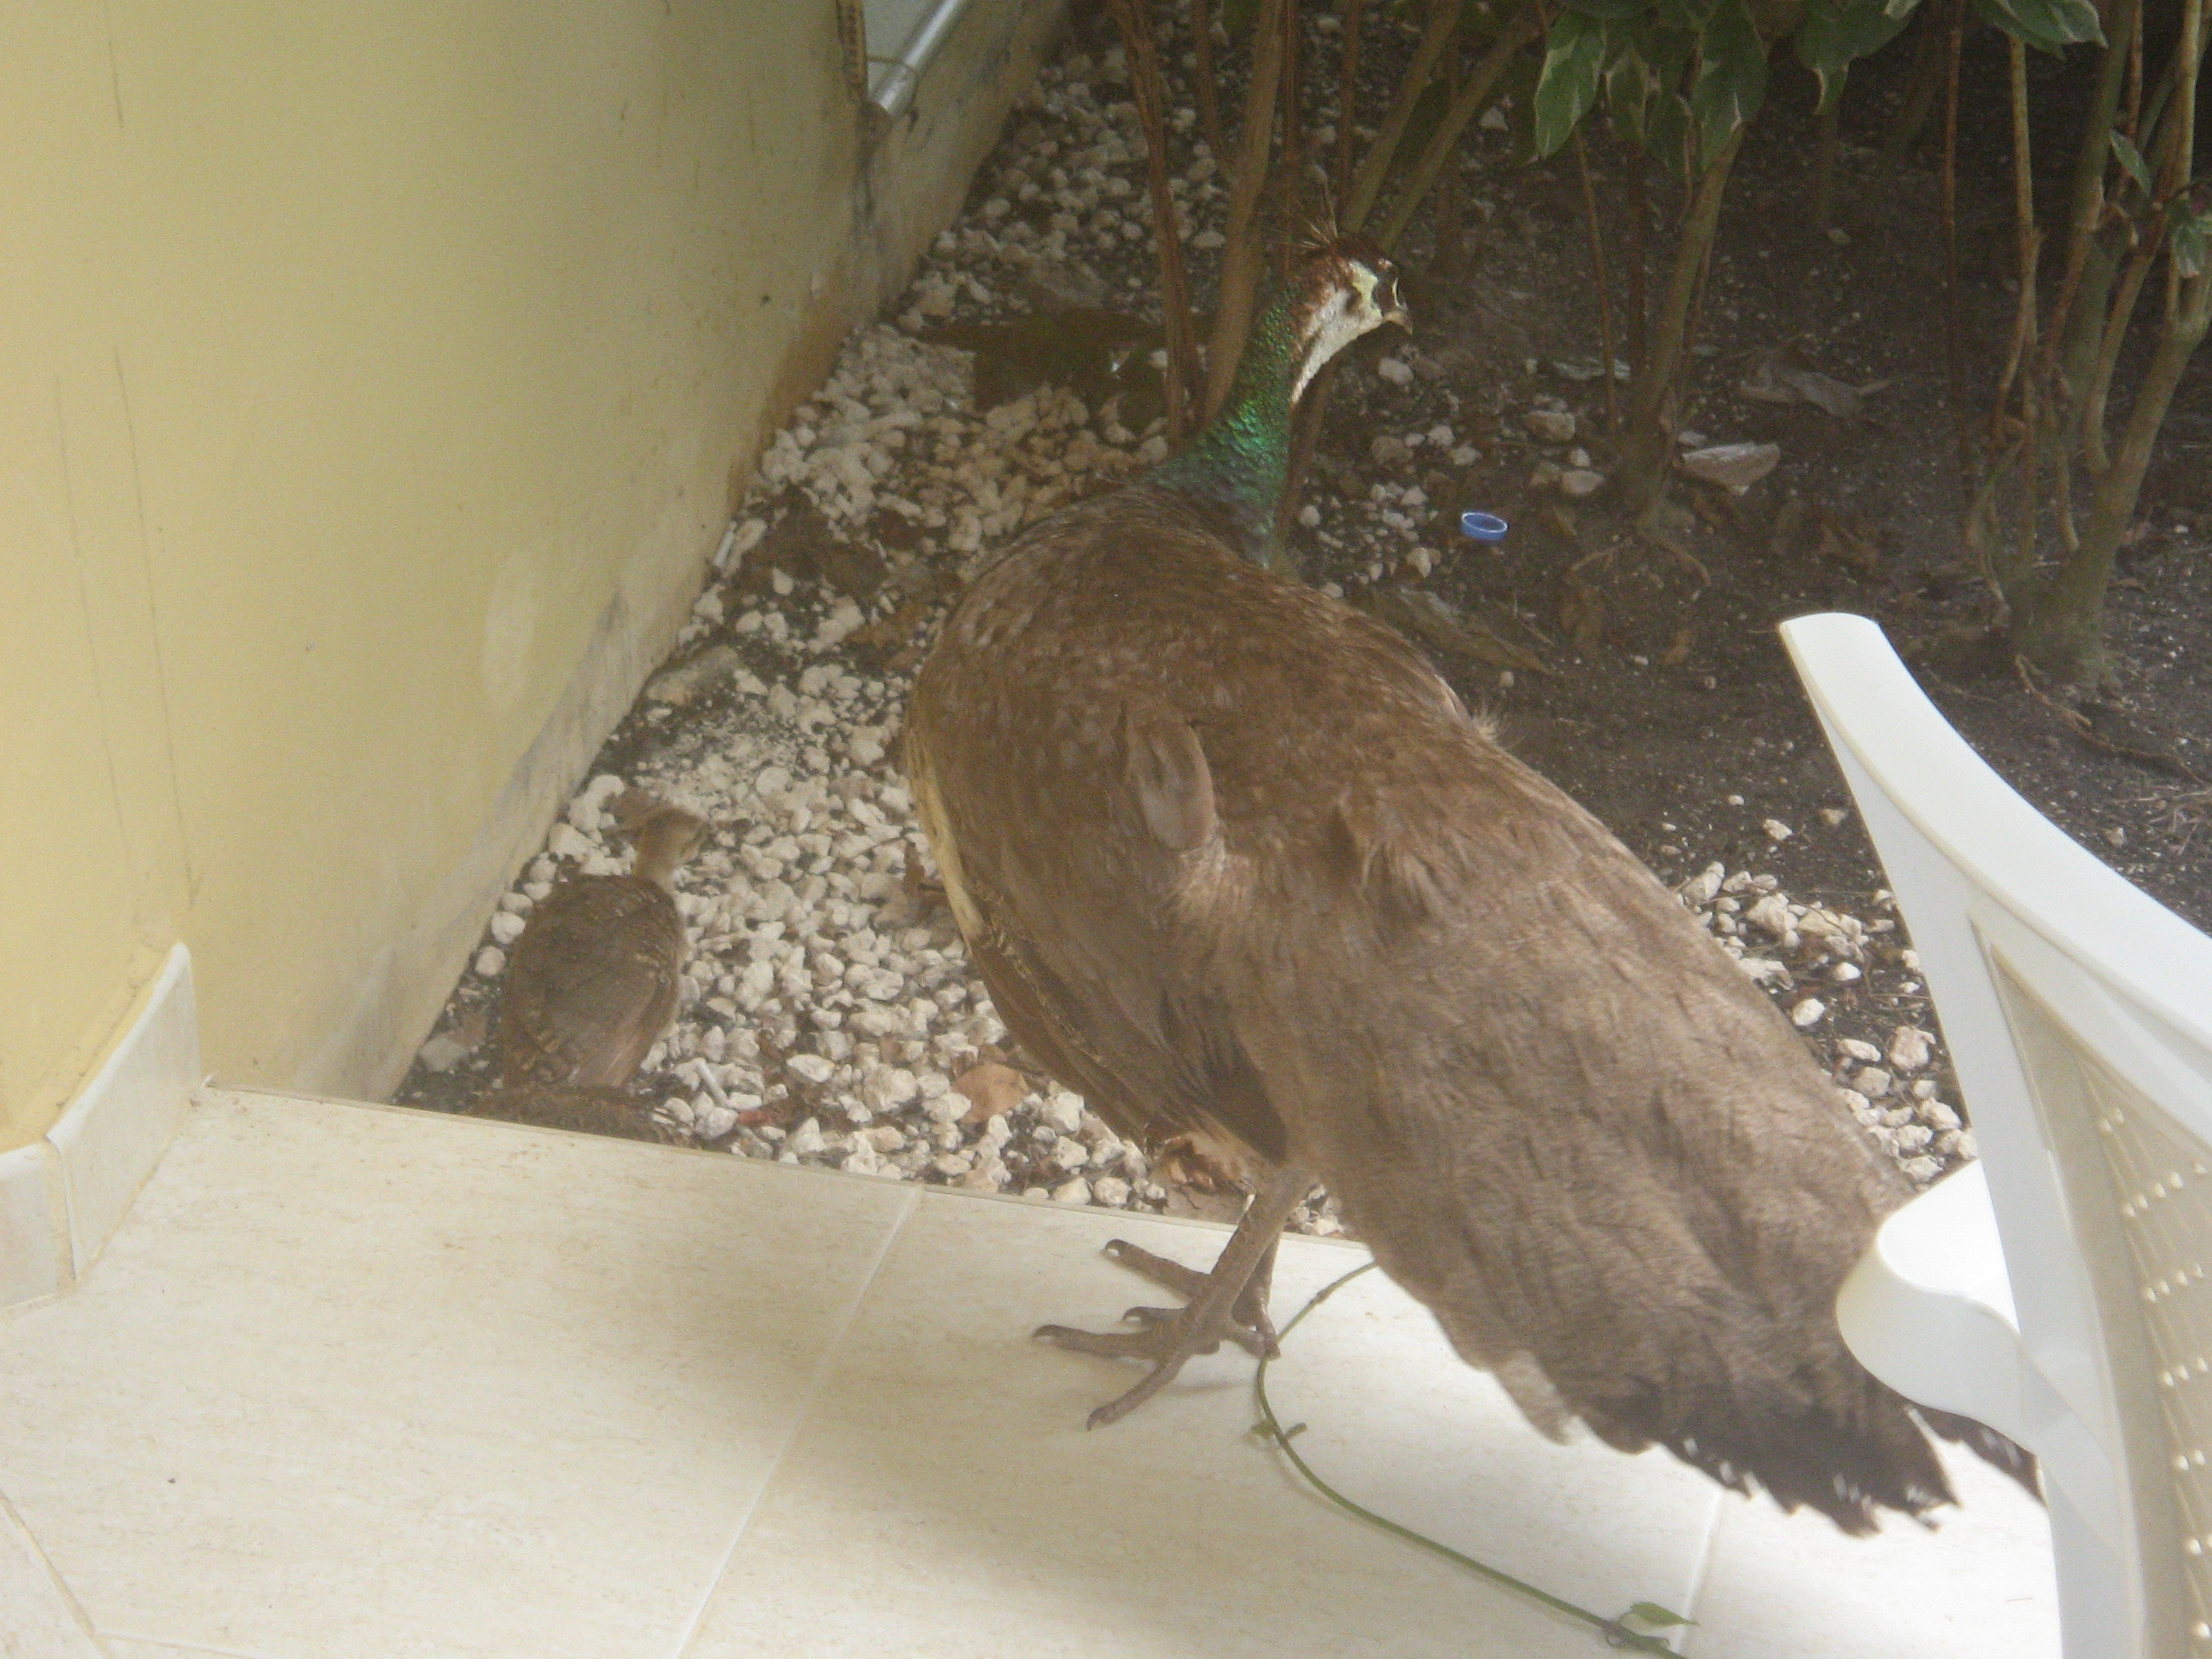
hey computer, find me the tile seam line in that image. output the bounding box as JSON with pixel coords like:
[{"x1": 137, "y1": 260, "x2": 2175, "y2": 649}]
[
  {"x1": 667, "y1": 1180, "x2": 922, "y2": 1659},
  {"x1": 95, "y1": 1633, "x2": 284, "y2": 1659},
  {"x1": 2, "y1": 1485, "x2": 110, "y2": 1654}
]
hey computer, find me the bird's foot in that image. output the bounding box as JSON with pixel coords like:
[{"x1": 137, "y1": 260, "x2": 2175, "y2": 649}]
[
  {"x1": 1033, "y1": 1302, "x2": 1237, "y2": 1429},
  {"x1": 1031, "y1": 1168, "x2": 1313, "y2": 1429},
  {"x1": 1033, "y1": 1236, "x2": 1283, "y2": 1429},
  {"x1": 1096, "y1": 1237, "x2": 1278, "y2": 1357}
]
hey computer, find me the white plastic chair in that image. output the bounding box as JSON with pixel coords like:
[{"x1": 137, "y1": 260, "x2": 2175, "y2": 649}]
[{"x1": 1781, "y1": 612, "x2": 2212, "y2": 1659}]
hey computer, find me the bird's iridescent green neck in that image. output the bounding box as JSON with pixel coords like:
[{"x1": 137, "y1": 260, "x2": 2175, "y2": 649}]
[{"x1": 1148, "y1": 296, "x2": 1305, "y2": 562}]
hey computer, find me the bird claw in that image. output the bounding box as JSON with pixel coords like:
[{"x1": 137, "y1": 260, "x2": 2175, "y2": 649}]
[
  {"x1": 1032, "y1": 1238, "x2": 1284, "y2": 1427},
  {"x1": 1030, "y1": 1170, "x2": 1310, "y2": 1428},
  {"x1": 1032, "y1": 1308, "x2": 1229, "y2": 1428},
  {"x1": 1098, "y1": 1238, "x2": 1278, "y2": 1356},
  {"x1": 1118, "y1": 1301, "x2": 1272, "y2": 1357}
]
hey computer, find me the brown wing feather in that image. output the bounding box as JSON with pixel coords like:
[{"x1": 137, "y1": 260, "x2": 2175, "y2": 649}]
[{"x1": 908, "y1": 698, "x2": 1285, "y2": 1162}]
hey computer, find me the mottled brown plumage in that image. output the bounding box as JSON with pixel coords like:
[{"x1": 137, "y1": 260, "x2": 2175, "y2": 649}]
[
  {"x1": 496, "y1": 795, "x2": 707, "y2": 1091},
  {"x1": 905, "y1": 245, "x2": 2031, "y2": 1532}
]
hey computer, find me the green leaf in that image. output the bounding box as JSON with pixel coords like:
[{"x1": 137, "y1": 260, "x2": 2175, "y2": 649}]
[
  {"x1": 1692, "y1": 0, "x2": 1768, "y2": 166},
  {"x1": 1648, "y1": 86, "x2": 1695, "y2": 183},
  {"x1": 1881, "y1": 0, "x2": 1921, "y2": 16},
  {"x1": 1564, "y1": 0, "x2": 1656, "y2": 16},
  {"x1": 2170, "y1": 200, "x2": 2212, "y2": 278},
  {"x1": 1969, "y1": 0, "x2": 2104, "y2": 53},
  {"x1": 1794, "y1": 0, "x2": 1914, "y2": 113},
  {"x1": 1219, "y1": 0, "x2": 1263, "y2": 38},
  {"x1": 1605, "y1": 20, "x2": 1697, "y2": 151},
  {"x1": 1647, "y1": 23, "x2": 1700, "y2": 83},
  {"x1": 1534, "y1": 9, "x2": 1612, "y2": 157},
  {"x1": 1604, "y1": 35, "x2": 1661, "y2": 147},
  {"x1": 1638, "y1": 22, "x2": 1697, "y2": 179},
  {"x1": 2020, "y1": 0, "x2": 2104, "y2": 45},
  {"x1": 2110, "y1": 131, "x2": 2152, "y2": 195},
  {"x1": 1500, "y1": 49, "x2": 1547, "y2": 166},
  {"x1": 1624, "y1": 1602, "x2": 1697, "y2": 1629}
]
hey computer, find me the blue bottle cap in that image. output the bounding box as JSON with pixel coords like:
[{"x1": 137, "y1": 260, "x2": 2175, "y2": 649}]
[{"x1": 1459, "y1": 510, "x2": 1510, "y2": 542}]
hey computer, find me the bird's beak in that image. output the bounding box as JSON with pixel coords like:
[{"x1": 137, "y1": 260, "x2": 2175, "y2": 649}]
[{"x1": 1380, "y1": 278, "x2": 1411, "y2": 331}]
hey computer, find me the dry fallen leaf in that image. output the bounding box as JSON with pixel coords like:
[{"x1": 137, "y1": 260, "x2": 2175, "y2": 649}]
[
  {"x1": 1365, "y1": 585, "x2": 1549, "y2": 673},
  {"x1": 901, "y1": 857, "x2": 948, "y2": 911},
  {"x1": 1559, "y1": 579, "x2": 1606, "y2": 653},
  {"x1": 1680, "y1": 441, "x2": 1781, "y2": 493},
  {"x1": 1817, "y1": 513, "x2": 1884, "y2": 574},
  {"x1": 845, "y1": 596, "x2": 933, "y2": 658},
  {"x1": 1152, "y1": 1135, "x2": 1242, "y2": 1193},
  {"x1": 1659, "y1": 626, "x2": 1694, "y2": 668},
  {"x1": 954, "y1": 1062, "x2": 1028, "y2": 1124},
  {"x1": 1767, "y1": 491, "x2": 1810, "y2": 557},
  {"x1": 1737, "y1": 358, "x2": 1878, "y2": 421},
  {"x1": 1779, "y1": 369, "x2": 1866, "y2": 420}
]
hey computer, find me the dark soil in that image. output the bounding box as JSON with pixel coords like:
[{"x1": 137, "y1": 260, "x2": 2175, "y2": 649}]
[{"x1": 1260, "y1": 15, "x2": 2212, "y2": 935}]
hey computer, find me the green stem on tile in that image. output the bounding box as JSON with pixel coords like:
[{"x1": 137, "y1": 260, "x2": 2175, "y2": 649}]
[{"x1": 1251, "y1": 1260, "x2": 1687, "y2": 1656}]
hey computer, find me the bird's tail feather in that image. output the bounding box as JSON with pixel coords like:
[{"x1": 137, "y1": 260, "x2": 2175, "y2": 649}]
[{"x1": 1599, "y1": 1369, "x2": 2039, "y2": 1535}]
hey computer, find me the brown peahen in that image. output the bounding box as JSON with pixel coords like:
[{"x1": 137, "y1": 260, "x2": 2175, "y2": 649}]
[{"x1": 902, "y1": 236, "x2": 2033, "y2": 1534}]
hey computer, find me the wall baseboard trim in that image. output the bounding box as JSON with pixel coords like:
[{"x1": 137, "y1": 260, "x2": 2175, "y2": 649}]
[{"x1": 2, "y1": 943, "x2": 202, "y2": 1312}]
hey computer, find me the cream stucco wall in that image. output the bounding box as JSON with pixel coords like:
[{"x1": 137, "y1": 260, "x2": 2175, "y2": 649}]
[{"x1": 0, "y1": 0, "x2": 1057, "y2": 1154}]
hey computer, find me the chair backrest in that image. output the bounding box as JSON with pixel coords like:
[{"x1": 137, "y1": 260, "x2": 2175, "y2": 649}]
[{"x1": 1781, "y1": 613, "x2": 2212, "y2": 1659}]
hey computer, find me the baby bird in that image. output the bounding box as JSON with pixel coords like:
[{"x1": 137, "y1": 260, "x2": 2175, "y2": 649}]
[{"x1": 496, "y1": 792, "x2": 707, "y2": 1092}]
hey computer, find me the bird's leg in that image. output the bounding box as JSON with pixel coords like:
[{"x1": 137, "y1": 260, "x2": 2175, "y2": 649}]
[
  {"x1": 1034, "y1": 1165, "x2": 1313, "y2": 1429},
  {"x1": 1099, "y1": 1232, "x2": 1281, "y2": 1357}
]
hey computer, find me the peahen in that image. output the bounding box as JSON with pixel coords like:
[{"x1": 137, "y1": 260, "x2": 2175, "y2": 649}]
[{"x1": 902, "y1": 237, "x2": 2033, "y2": 1533}]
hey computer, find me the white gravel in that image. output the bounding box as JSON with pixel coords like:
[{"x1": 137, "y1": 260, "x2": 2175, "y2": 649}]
[
  {"x1": 401, "y1": 20, "x2": 1968, "y2": 1220},
  {"x1": 1670, "y1": 860, "x2": 1970, "y2": 1185}
]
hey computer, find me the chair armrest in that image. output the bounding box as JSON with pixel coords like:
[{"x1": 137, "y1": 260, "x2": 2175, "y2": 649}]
[{"x1": 1838, "y1": 1164, "x2": 2035, "y2": 1451}]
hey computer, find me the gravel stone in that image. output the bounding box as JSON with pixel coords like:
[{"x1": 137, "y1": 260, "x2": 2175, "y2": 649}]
[
  {"x1": 1526, "y1": 409, "x2": 1576, "y2": 443},
  {"x1": 1042, "y1": 1091, "x2": 1086, "y2": 1133},
  {"x1": 1887, "y1": 1027, "x2": 1936, "y2": 1071},
  {"x1": 416, "y1": 1032, "x2": 472, "y2": 1074}
]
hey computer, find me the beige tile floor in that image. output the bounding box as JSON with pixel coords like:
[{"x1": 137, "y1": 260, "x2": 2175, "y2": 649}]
[{"x1": 0, "y1": 1091, "x2": 2057, "y2": 1659}]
